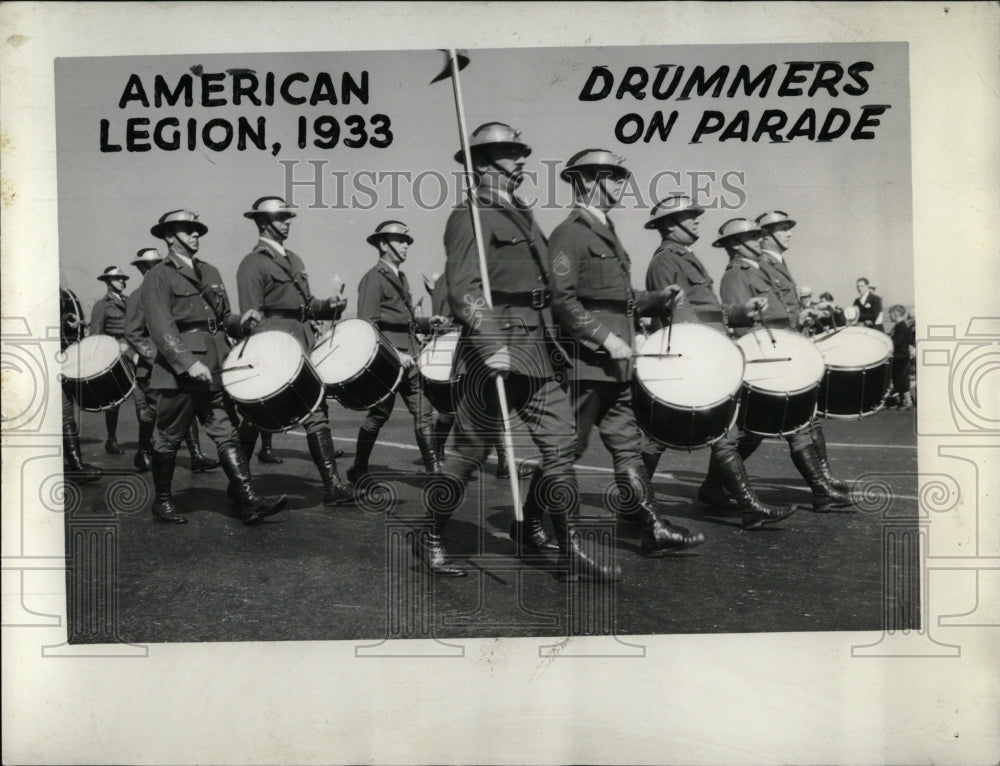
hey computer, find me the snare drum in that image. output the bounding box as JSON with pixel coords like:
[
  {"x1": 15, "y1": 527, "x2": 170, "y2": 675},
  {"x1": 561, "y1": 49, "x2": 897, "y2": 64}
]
[
  {"x1": 736, "y1": 328, "x2": 825, "y2": 437},
  {"x1": 60, "y1": 335, "x2": 136, "y2": 411},
  {"x1": 416, "y1": 331, "x2": 462, "y2": 415},
  {"x1": 222, "y1": 331, "x2": 324, "y2": 432},
  {"x1": 813, "y1": 326, "x2": 893, "y2": 418},
  {"x1": 633, "y1": 324, "x2": 745, "y2": 450},
  {"x1": 310, "y1": 319, "x2": 402, "y2": 411}
]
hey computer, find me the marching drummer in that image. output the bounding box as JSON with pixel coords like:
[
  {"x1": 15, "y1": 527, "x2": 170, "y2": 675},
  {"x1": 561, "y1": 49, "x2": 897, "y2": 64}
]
[
  {"x1": 716, "y1": 215, "x2": 853, "y2": 513},
  {"x1": 640, "y1": 198, "x2": 798, "y2": 528},
  {"x1": 89, "y1": 266, "x2": 132, "y2": 455},
  {"x1": 142, "y1": 209, "x2": 286, "y2": 525},
  {"x1": 60, "y1": 286, "x2": 102, "y2": 484},
  {"x1": 345, "y1": 221, "x2": 447, "y2": 483},
  {"x1": 547, "y1": 150, "x2": 705, "y2": 554},
  {"x1": 420, "y1": 121, "x2": 618, "y2": 580},
  {"x1": 124, "y1": 248, "x2": 220, "y2": 475},
  {"x1": 234, "y1": 196, "x2": 353, "y2": 507}
]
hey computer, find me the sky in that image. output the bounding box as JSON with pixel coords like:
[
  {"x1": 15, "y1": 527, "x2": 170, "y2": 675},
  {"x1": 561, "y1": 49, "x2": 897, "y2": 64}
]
[{"x1": 55, "y1": 43, "x2": 911, "y2": 317}]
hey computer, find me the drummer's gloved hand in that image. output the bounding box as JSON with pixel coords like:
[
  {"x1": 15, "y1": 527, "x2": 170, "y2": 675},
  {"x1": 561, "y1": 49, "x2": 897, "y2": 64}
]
[
  {"x1": 186, "y1": 360, "x2": 212, "y2": 384},
  {"x1": 659, "y1": 284, "x2": 685, "y2": 309},
  {"x1": 745, "y1": 296, "x2": 769, "y2": 316},
  {"x1": 485, "y1": 346, "x2": 512, "y2": 378},
  {"x1": 429, "y1": 315, "x2": 449, "y2": 327},
  {"x1": 118, "y1": 339, "x2": 130, "y2": 355},
  {"x1": 399, "y1": 352, "x2": 415, "y2": 369},
  {"x1": 328, "y1": 296, "x2": 348, "y2": 319},
  {"x1": 602, "y1": 333, "x2": 633, "y2": 361},
  {"x1": 241, "y1": 309, "x2": 263, "y2": 333}
]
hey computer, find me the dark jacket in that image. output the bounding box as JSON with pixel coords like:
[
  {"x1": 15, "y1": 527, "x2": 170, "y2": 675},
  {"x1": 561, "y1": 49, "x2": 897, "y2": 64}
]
[
  {"x1": 124, "y1": 289, "x2": 157, "y2": 379},
  {"x1": 357, "y1": 261, "x2": 431, "y2": 356},
  {"x1": 89, "y1": 292, "x2": 128, "y2": 338},
  {"x1": 719, "y1": 257, "x2": 792, "y2": 337},
  {"x1": 645, "y1": 239, "x2": 723, "y2": 330}
]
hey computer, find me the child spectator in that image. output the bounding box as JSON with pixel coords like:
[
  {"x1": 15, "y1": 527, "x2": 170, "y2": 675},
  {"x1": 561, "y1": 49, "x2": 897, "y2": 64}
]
[{"x1": 888, "y1": 304, "x2": 915, "y2": 409}]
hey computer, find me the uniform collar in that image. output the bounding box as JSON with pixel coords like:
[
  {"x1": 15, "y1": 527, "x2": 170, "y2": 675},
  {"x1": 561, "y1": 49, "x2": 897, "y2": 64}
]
[
  {"x1": 760, "y1": 247, "x2": 785, "y2": 265},
  {"x1": 733, "y1": 256, "x2": 759, "y2": 269},
  {"x1": 258, "y1": 236, "x2": 287, "y2": 257},
  {"x1": 578, "y1": 203, "x2": 607, "y2": 226},
  {"x1": 378, "y1": 259, "x2": 403, "y2": 280},
  {"x1": 574, "y1": 206, "x2": 619, "y2": 248}
]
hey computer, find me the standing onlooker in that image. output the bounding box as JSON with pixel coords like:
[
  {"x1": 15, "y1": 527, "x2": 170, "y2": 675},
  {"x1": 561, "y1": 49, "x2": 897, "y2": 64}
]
[
  {"x1": 853, "y1": 277, "x2": 884, "y2": 330},
  {"x1": 888, "y1": 304, "x2": 915, "y2": 409}
]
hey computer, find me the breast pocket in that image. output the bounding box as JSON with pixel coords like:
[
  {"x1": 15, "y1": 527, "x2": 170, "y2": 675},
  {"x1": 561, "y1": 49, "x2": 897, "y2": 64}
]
[
  {"x1": 490, "y1": 226, "x2": 530, "y2": 250},
  {"x1": 585, "y1": 244, "x2": 620, "y2": 288}
]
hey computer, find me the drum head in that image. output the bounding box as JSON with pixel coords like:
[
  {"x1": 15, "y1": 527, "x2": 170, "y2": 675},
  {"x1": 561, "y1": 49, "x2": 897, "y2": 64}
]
[
  {"x1": 635, "y1": 324, "x2": 744, "y2": 408},
  {"x1": 418, "y1": 331, "x2": 460, "y2": 383},
  {"x1": 61, "y1": 335, "x2": 121, "y2": 380},
  {"x1": 309, "y1": 319, "x2": 379, "y2": 385},
  {"x1": 737, "y1": 328, "x2": 825, "y2": 394},
  {"x1": 814, "y1": 326, "x2": 893, "y2": 369},
  {"x1": 223, "y1": 331, "x2": 305, "y2": 400}
]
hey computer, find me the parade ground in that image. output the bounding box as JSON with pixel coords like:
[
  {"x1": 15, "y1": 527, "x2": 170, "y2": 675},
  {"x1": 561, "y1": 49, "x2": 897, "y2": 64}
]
[{"x1": 64, "y1": 401, "x2": 919, "y2": 645}]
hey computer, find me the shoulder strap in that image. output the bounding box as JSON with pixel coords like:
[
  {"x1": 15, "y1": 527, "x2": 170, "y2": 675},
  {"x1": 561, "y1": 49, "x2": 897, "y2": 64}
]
[
  {"x1": 267, "y1": 251, "x2": 313, "y2": 308},
  {"x1": 383, "y1": 269, "x2": 418, "y2": 323}
]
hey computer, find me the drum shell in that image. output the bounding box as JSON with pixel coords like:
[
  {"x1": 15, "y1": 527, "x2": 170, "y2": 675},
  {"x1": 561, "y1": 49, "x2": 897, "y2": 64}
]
[
  {"x1": 416, "y1": 331, "x2": 463, "y2": 415},
  {"x1": 326, "y1": 332, "x2": 402, "y2": 411},
  {"x1": 633, "y1": 380, "x2": 738, "y2": 451},
  {"x1": 60, "y1": 343, "x2": 135, "y2": 412},
  {"x1": 817, "y1": 358, "x2": 892, "y2": 418},
  {"x1": 737, "y1": 384, "x2": 819, "y2": 437},
  {"x1": 422, "y1": 375, "x2": 461, "y2": 415},
  {"x1": 228, "y1": 359, "x2": 324, "y2": 433}
]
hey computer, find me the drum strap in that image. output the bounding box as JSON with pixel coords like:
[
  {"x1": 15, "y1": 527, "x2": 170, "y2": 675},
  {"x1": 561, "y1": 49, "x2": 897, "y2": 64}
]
[
  {"x1": 382, "y1": 270, "x2": 419, "y2": 326},
  {"x1": 266, "y1": 251, "x2": 314, "y2": 316},
  {"x1": 174, "y1": 263, "x2": 230, "y2": 329}
]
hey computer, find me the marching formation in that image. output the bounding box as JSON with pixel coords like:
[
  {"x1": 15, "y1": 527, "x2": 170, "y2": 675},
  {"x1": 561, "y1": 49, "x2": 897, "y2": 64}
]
[{"x1": 60, "y1": 119, "x2": 904, "y2": 582}]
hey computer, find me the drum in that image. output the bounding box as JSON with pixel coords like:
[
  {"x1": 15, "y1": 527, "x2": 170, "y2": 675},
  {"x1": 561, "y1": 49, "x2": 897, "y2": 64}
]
[
  {"x1": 633, "y1": 324, "x2": 745, "y2": 451},
  {"x1": 416, "y1": 331, "x2": 462, "y2": 415},
  {"x1": 813, "y1": 326, "x2": 893, "y2": 418},
  {"x1": 736, "y1": 328, "x2": 825, "y2": 437},
  {"x1": 309, "y1": 319, "x2": 402, "y2": 411},
  {"x1": 222, "y1": 331, "x2": 324, "y2": 432},
  {"x1": 60, "y1": 335, "x2": 136, "y2": 411}
]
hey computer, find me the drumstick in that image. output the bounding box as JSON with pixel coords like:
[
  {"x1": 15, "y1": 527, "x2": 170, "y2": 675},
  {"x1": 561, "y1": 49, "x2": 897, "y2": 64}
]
[
  {"x1": 755, "y1": 306, "x2": 777, "y2": 347},
  {"x1": 236, "y1": 338, "x2": 249, "y2": 360},
  {"x1": 631, "y1": 352, "x2": 683, "y2": 358},
  {"x1": 220, "y1": 363, "x2": 256, "y2": 373},
  {"x1": 311, "y1": 344, "x2": 341, "y2": 366},
  {"x1": 745, "y1": 357, "x2": 792, "y2": 364},
  {"x1": 665, "y1": 291, "x2": 678, "y2": 354}
]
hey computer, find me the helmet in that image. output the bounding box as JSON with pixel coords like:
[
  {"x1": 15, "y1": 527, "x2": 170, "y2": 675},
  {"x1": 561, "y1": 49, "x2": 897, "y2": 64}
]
[
  {"x1": 97, "y1": 265, "x2": 130, "y2": 282},
  {"x1": 244, "y1": 196, "x2": 297, "y2": 219},
  {"x1": 150, "y1": 209, "x2": 208, "y2": 239},
  {"x1": 645, "y1": 194, "x2": 705, "y2": 229},
  {"x1": 559, "y1": 148, "x2": 630, "y2": 182},
  {"x1": 131, "y1": 248, "x2": 163, "y2": 267},
  {"x1": 797, "y1": 285, "x2": 813, "y2": 299},
  {"x1": 454, "y1": 122, "x2": 532, "y2": 164},
  {"x1": 712, "y1": 218, "x2": 765, "y2": 248},
  {"x1": 756, "y1": 210, "x2": 796, "y2": 230},
  {"x1": 367, "y1": 220, "x2": 414, "y2": 247}
]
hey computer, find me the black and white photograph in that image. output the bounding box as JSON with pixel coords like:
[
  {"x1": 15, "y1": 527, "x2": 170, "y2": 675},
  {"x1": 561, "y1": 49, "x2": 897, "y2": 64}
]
[{"x1": 3, "y1": 3, "x2": 998, "y2": 765}]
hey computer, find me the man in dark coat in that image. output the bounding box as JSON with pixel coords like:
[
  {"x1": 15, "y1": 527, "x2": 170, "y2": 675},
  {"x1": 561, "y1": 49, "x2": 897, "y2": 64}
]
[
  {"x1": 346, "y1": 221, "x2": 446, "y2": 481},
  {"x1": 640, "y1": 197, "x2": 797, "y2": 528},
  {"x1": 853, "y1": 277, "x2": 884, "y2": 330},
  {"x1": 548, "y1": 150, "x2": 706, "y2": 554},
  {"x1": 420, "y1": 122, "x2": 620, "y2": 580},
  {"x1": 235, "y1": 196, "x2": 352, "y2": 506},
  {"x1": 142, "y1": 209, "x2": 285, "y2": 525}
]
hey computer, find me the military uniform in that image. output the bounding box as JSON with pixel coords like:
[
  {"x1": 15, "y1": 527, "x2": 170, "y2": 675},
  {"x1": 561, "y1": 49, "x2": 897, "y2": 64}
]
[
  {"x1": 548, "y1": 207, "x2": 702, "y2": 554},
  {"x1": 235, "y1": 236, "x2": 350, "y2": 505},
  {"x1": 90, "y1": 290, "x2": 132, "y2": 452},
  {"x1": 61, "y1": 287, "x2": 101, "y2": 482}
]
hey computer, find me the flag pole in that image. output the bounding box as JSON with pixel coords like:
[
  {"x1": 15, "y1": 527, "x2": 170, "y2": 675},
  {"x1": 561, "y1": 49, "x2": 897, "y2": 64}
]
[{"x1": 445, "y1": 49, "x2": 523, "y2": 522}]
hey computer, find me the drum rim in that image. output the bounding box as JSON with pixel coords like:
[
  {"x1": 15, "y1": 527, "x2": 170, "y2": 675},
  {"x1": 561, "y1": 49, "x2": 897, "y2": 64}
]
[
  {"x1": 60, "y1": 335, "x2": 124, "y2": 378},
  {"x1": 312, "y1": 320, "x2": 398, "y2": 389},
  {"x1": 258, "y1": 376, "x2": 326, "y2": 433},
  {"x1": 822, "y1": 358, "x2": 892, "y2": 373},
  {"x1": 417, "y1": 330, "x2": 462, "y2": 385},
  {"x1": 225, "y1": 331, "x2": 313, "y2": 403}
]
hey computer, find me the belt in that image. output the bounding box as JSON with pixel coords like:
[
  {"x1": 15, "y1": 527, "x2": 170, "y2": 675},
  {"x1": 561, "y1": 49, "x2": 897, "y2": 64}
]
[
  {"x1": 490, "y1": 288, "x2": 551, "y2": 309},
  {"x1": 379, "y1": 321, "x2": 416, "y2": 334},
  {"x1": 176, "y1": 318, "x2": 219, "y2": 335},
  {"x1": 264, "y1": 306, "x2": 310, "y2": 322},
  {"x1": 694, "y1": 309, "x2": 725, "y2": 324},
  {"x1": 579, "y1": 297, "x2": 636, "y2": 316}
]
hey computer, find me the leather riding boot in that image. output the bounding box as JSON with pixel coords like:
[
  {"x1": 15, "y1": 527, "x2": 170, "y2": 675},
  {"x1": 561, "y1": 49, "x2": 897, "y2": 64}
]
[
  {"x1": 508, "y1": 467, "x2": 558, "y2": 553},
  {"x1": 229, "y1": 421, "x2": 261, "y2": 502},
  {"x1": 640, "y1": 446, "x2": 661, "y2": 481},
  {"x1": 790, "y1": 443, "x2": 855, "y2": 513},
  {"x1": 217, "y1": 444, "x2": 287, "y2": 525},
  {"x1": 64, "y1": 436, "x2": 101, "y2": 484},
  {"x1": 133, "y1": 419, "x2": 155, "y2": 473},
  {"x1": 306, "y1": 430, "x2": 354, "y2": 506},
  {"x1": 737, "y1": 432, "x2": 762, "y2": 462},
  {"x1": 150, "y1": 450, "x2": 186, "y2": 524},
  {"x1": 433, "y1": 417, "x2": 452, "y2": 462},
  {"x1": 713, "y1": 449, "x2": 799, "y2": 529},
  {"x1": 257, "y1": 432, "x2": 283, "y2": 464},
  {"x1": 347, "y1": 426, "x2": 379, "y2": 483},
  {"x1": 808, "y1": 421, "x2": 851, "y2": 493},
  {"x1": 619, "y1": 467, "x2": 705, "y2": 555},
  {"x1": 415, "y1": 429, "x2": 442, "y2": 474},
  {"x1": 104, "y1": 408, "x2": 124, "y2": 453},
  {"x1": 546, "y1": 478, "x2": 621, "y2": 581},
  {"x1": 415, "y1": 475, "x2": 467, "y2": 576},
  {"x1": 698, "y1": 453, "x2": 739, "y2": 509},
  {"x1": 186, "y1": 420, "x2": 220, "y2": 472}
]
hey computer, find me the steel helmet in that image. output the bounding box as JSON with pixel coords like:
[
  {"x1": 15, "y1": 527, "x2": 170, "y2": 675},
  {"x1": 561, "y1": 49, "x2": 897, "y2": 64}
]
[
  {"x1": 367, "y1": 220, "x2": 414, "y2": 247},
  {"x1": 244, "y1": 196, "x2": 298, "y2": 219},
  {"x1": 97, "y1": 265, "x2": 130, "y2": 282},
  {"x1": 131, "y1": 248, "x2": 164, "y2": 267},
  {"x1": 559, "y1": 148, "x2": 630, "y2": 182},
  {"x1": 150, "y1": 209, "x2": 208, "y2": 239},
  {"x1": 455, "y1": 122, "x2": 532, "y2": 164},
  {"x1": 712, "y1": 218, "x2": 765, "y2": 248},
  {"x1": 756, "y1": 210, "x2": 796, "y2": 230},
  {"x1": 645, "y1": 194, "x2": 705, "y2": 229}
]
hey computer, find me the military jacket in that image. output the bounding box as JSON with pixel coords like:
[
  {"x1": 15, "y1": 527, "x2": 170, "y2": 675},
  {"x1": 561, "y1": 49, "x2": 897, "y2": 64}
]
[
  {"x1": 60, "y1": 287, "x2": 86, "y2": 351},
  {"x1": 123, "y1": 289, "x2": 157, "y2": 379},
  {"x1": 237, "y1": 239, "x2": 338, "y2": 350},
  {"x1": 140, "y1": 252, "x2": 243, "y2": 391},
  {"x1": 444, "y1": 186, "x2": 557, "y2": 379},
  {"x1": 645, "y1": 240, "x2": 724, "y2": 330},
  {"x1": 357, "y1": 261, "x2": 431, "y2": 356},
  {"x1": 719, "y1": 256, "x2": 792, "y2": 337},
  {"x1": 757, "y1": 250, "x2": 801, "y2": 330},
  {"x1": 431, "y1": 272, "x2": 452, "y2": 320},
  {"x1": 548, "y1": 208, "x2": 665, "y2": 383},
  {"x1": 89, "y1": 292, "x2": 128, "y2": 338}
]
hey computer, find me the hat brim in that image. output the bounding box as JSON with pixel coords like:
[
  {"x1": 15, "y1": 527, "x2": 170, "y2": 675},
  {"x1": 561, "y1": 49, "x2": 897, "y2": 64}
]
[
  {"x1": 559, "y1": 164, "x2": 631, "y2": 182},
  {"x1": 367, "y1": 232, "x2": 414, "y2": 247},
  {"x1": 760, "y1": 219, "x2": 796, "y2": 231},
  {"x1": 644, "y1": 207, "x2": 705, "y2": 229},
  {"x1": 712, "y1": 230, "x2": 764, "y2": 248},
  {"x1": 454, "y1": 142, "x2": 532, "y2": 164},
  {"x1": 243, "y1": 209, "x2": 297, "y2": 219},
  {"x1": 131, "y1": 257, "x2": 163, "y2": 267},
  {"x1": 150, "y1": 221, "x2": 209, "y2": 239},
  {"x1": 97, "y1": 274, "x2": 130, "y2": 281}
]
